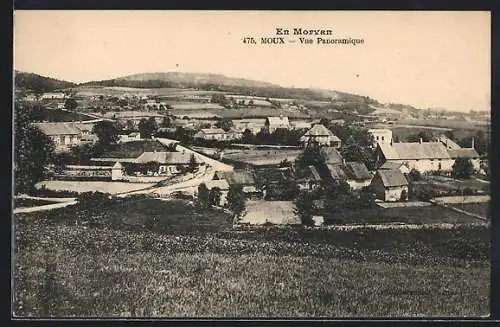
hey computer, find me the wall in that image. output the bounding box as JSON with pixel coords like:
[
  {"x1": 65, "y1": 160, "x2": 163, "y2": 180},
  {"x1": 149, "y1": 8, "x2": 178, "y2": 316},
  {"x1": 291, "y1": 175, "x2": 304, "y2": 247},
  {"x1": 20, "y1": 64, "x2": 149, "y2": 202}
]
[
  {"x1": 384, "y1": 185, "x2": 408, "y2": 202},
  {"x1": 387, "y1": 159, "x2": 454, "y2": 173},
  {"x1": 347, "y1": 179, "x2": 372, "y2": 191}
]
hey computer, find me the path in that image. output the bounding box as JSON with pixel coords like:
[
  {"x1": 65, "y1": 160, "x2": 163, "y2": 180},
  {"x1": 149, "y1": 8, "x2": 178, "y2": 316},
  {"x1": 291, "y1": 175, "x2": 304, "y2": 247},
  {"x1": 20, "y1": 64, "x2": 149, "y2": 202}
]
[
  {"x1": 155, "y1": 138, "x2": 234, "y2": 172},
  {"x1": 13, "y1": 199, "x2": 78, "y2": 214}
]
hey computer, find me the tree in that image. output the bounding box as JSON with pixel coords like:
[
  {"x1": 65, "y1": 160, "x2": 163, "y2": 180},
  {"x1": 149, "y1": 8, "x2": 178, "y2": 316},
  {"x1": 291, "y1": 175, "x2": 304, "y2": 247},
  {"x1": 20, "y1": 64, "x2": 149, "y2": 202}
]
[
  {"x1": 92, "y1": 121, "x2": 119, "y2": 147},
  {"x1": 64, "y1": 98, "x2": 78, "y2": 111},
  {"x1": 242, "y1": 128, "x2": 254, "y2": 143},
  {"x1": 215, "y1": 118, "x2": 234, "y2": 132},
  {"x1": 14, "y1": 102, "x2": 55, "y2": 193},
  {"x1": 188, "y1": 154, "x2": 197, "y2": 173},
  {"x1": 400, "y1": 189, "x2": 408, "y2": 202},
  {"x1": 294, "y1": 191, "x2": 314, "y2": 226},
  {"x1": 126, "y1": 120, "x2": 135, "y2": 131},
  {"x1": 209, "y1": 187, "x2": 222, "y2": 206},
  {"x1": 211, "y1": 94, "x2": 229, "y2": 106},
  {"x1": 452, "y1": 157, "x2": 474, "y2": 179},
  {"x1": 227, "y1": 185, "x2": 246, "y2": 215},
  {"x1": 407, "y1": 131, "x2": 433, "y2": 143},
  {"x1": 340, "y1": 144, "x2": 376, "y2": 170},
  {"x1": 138, "y1": 117, "x2": 158, "y2": 139},
  {"x1": 296, "y1": 139, "x2": 326, "y2": 170},
  {"x1": 197, "y1": 183, "x2": 210, "y2": 209},
  {"x1": 161, "y1": 116, "x2": 171, "y2": 128},
  {"x1": 408, "y1": 169, "x2": 421, "y2": 181}
]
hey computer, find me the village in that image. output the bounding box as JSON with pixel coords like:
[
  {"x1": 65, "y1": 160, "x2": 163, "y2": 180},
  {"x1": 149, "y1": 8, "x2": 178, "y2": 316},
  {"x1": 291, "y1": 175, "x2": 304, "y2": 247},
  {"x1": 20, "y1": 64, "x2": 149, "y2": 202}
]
[{"x1": 15, "y1": 87, "x2": 490, "y2": 227}]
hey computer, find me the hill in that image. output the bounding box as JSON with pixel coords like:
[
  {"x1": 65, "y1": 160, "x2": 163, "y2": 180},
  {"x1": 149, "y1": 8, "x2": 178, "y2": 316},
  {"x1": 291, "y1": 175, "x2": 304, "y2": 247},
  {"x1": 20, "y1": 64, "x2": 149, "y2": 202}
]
[
  {"x1": 82, "y1": 71, "x2": 381, "y2": 107},
  {"x1": 14, "y1": 71, "x2": 77, "y2": 93}
]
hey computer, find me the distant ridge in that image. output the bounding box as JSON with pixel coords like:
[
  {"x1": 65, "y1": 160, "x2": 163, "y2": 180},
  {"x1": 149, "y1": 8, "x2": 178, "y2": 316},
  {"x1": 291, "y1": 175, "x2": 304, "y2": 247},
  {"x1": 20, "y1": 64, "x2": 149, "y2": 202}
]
[{"x1": 15, "y1": 71, "x2": 77, "y2": 92}]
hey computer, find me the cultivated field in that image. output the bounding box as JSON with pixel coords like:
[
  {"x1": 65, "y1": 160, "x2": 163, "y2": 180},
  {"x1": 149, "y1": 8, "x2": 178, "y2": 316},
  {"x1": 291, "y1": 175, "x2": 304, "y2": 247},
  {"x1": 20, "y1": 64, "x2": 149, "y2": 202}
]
[
  {"x1": 450, "y1": 202, "x2": 490, "y2": 218},
  {"x1": 240, "y1": 200, "x2": 300, "y2": 225},
  {"x1": 13, "y1": 198, "x2": 490, "y2": 317},
  {"x1": 35, "y1": 181, "x2": 155, "y2": 195}
]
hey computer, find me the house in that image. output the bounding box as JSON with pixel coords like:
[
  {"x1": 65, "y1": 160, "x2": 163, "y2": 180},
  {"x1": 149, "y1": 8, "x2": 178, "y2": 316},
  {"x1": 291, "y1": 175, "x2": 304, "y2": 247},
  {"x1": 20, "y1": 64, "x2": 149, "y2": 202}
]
[
  {"x1": 330, "y1": 119, "x2": 346, "y2": 126},
  {"x1": 300, "y1": 124, "x2": 341, "y2": 147},
  {"x1": 194, "y1": 128, "x2": 228, "y2": 141},
  {"x1": 203, "y1": 180, "x2": 230, "y2": 206},
  {"x1": 134, "y1": 151, "x2": 195, "y2": 175},
  {"x1": 379, "y1": 161, "x2": 411, "y2": 175},
  {"x1": 265, "y1": 116, "x2": 290, "y2": 133},
  {"x1": 368, "y1": 129, "x2": 393, "y2": 147},
  {"x1": 447, "y1": 148, "x2": 481, "y2": 171},
  {"x1": 213, "y1": 170, "x2": 259, "y2": 195},
  {"x1": 295, "y1": 165, "x2": 322, "y2": 190},
  {"x1": 118, "y1": 132, "x2": 141, "y2": 143},
  {"x1": 33, "y1": 122, "x2": 81, "y2": 151},
  {"x1": 227, "y1": 127, "x2": 243, "y2": 140},
  {"x1": 371, "y1": 169, "x2": 409, "y2": 202},
  {"x1": 41, "y1": 92, "x2": 67, "y2": 100},
  {"x1": 344, "y1": 162, "x2": 373, "y2": 190},
  {"x1": 375, "y1": 140, "x2": 455, "y2": 173}
]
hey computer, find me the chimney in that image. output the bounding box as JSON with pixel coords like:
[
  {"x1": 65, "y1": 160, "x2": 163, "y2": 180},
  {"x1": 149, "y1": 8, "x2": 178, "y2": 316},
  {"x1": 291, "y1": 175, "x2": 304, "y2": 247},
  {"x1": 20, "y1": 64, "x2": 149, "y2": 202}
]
[
  {"x1": 342, "y1": 158, "x2": 346, "y2": 166},
  {"x1": 419, "y1": 138, "x2": 422, "y2": 144},
  {"x1": 471, "y1": 137, "x2": 475, "y2": 149}
]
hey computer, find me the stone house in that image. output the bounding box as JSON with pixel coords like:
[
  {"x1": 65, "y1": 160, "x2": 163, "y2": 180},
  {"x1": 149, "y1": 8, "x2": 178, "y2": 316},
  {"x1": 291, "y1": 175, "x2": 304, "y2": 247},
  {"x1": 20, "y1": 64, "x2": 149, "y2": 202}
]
[
  {"x1": 371, "y1": 169, "x2": 409, "y2": 202},
  {"x1": 300, "y1": 124, "x2": 341, "y2": 148}
]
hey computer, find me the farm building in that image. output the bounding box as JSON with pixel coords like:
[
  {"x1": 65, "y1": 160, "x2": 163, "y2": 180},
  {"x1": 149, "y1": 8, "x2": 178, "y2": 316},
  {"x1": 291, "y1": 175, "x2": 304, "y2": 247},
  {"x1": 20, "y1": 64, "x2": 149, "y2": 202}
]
[
  {"x1": 202, "y1": 180, "x2": 230, "y2": 206},
  {"x1": 265, "y1": 116, "x2": 290, "y2": 133},
  {"x1": 291, "y1": 121, "x2": 312, "y2": 130},
  {"x1": 371, "y1": 169, "x2": 409, "y2": 202},
  {"x1": 90, "y1": 151, "x2": 200, "y2": 176},
  {"x1": 118, "y1": 132, "x2": 141, "y2": 143},
  {"x1": 33, "y1": 122, "x2": 82, "y2": 151},
  {"x1": 322, "y1": 147, "x2": 344, "y2": 165},
  {"x1": 295, "y1": 165, "x2": 322, "y2": 191},
  {"x1": 194, "y1": 128, "x2": 231, "y2": 141},
  {"x1": 300, "y1": 124, "x2": 341, "y2": 148},
  {"x1": 213, "y1": 170, "x2": 259, "y2": 195},
  {"x1": 41, "y1": 92, "x2": 67, "y2": 100},
  {"x1": 379, "y1": 161, "x2": 411, "y2": 175},
  {"x1": 375, "y1": 141, "x2": 455, "y2": 173},
  {"x1": 344, "y1": 161, "x2": 373, "y2": 190},
  {"x1": 447, "y1": 148, "x2": 481, "y2": 171},
  {"x1": 368, "y1": 128, "x2": 393, "y2": 147}
]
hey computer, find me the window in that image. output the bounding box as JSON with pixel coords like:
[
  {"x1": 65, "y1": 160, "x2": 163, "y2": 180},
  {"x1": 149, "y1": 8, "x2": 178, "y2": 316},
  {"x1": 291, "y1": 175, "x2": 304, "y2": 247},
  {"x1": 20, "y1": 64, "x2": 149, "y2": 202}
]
[
  {"x1": 381, "y1": 136, "x2": 385, "y2": 141},
  {"x1": 376, "y1": 136, "x2": 379, "y2": 140}
]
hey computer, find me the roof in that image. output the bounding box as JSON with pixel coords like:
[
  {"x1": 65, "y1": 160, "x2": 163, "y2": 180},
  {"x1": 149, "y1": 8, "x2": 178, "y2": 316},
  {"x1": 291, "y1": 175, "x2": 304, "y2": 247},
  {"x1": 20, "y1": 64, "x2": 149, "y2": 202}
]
[
  {"x1": 378, "y1": 142, "x2": 451, "y2": 160},
  {"x1": 345, "y1": 162, "x2": 372, "y2": 180},
  {"x1": 302, "y1": 124, "x2": 339, "y2": 139},
  {"x1": 203, "y1": 179, "x2": 230, "y2": 190},
  {"x1": 326, "y1": 164, "x2": 347, "y2": 180},
  {"x1": 321, "y1": 147, "x2": 344, "y2": 165},
  {"x1": 135, "y1": 151, "x2": 192, "y2": 164},
  {"x1": 296, "y1": 165, "x2": 322, "y2": 181},
  {"x1": 379, "y1": 161, "x2": 405, "y2": 170},
  {"x1": 376, "y1": 169, "x2": 409, "y2": 187},
  {"x1": 292, "y1": 121, "x2": 312, "y2": 129},
  {"x1": 266, "y1": 116, "x2": 290, "y2": 127},
  {"x1": 368, "y1": 128, "x2": 392, "y2": 134},
  {"x1": 200, "y1": 128, "x2": 226, "y2": 134},
  {"x1": 112, "y1": 162, "x2": 123, "y2": 169},
  {"x1": 216, "y1": 170, "x2": 256, "y2": 185},
  {"x1": 447, "y1": 148, "x2": 480, "y2": 158},
  {"x1": 437, "y1": 135, "x2": 461, "y2": 150},
  {"x1": 33, "y1": 122, "x2": 81, "y2": 136}
]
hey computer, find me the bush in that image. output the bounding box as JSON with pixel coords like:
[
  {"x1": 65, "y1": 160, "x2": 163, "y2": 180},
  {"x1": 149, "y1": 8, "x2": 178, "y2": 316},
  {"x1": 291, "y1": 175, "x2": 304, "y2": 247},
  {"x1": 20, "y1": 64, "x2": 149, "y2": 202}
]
[{"x1": 462, "y1": 187, "x2": 475, "y2": 196}]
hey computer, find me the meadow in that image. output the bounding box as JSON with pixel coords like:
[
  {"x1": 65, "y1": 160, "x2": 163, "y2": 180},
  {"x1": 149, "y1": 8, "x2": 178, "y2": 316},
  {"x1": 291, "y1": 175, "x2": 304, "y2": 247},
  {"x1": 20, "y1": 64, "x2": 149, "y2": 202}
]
[{"x1": 12, "y1": 196, "x2": 490, "y2": 317}]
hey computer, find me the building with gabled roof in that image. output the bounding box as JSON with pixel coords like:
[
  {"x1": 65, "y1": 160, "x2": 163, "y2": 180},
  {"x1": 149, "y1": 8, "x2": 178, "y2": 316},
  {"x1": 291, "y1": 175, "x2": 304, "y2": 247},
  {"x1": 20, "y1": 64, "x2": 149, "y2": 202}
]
[
  {"x1": 371, "y1": 169, "x2": 409, "y2": 202},
  {"x1": 375, "y1": 141, "x2": 455, "y2": 173},
  {"x1": 33, "y1": 122, "x2": 82, "y2": 151},
  {"x1": 265, "y1": 116, "x2": 290, "y2": 133},
  {"x1": 194, "y1": 128, "x2": 229, "y2": 141},
  {"x1": 300, "y1": 124, "x2": 341, "y2": 148}
]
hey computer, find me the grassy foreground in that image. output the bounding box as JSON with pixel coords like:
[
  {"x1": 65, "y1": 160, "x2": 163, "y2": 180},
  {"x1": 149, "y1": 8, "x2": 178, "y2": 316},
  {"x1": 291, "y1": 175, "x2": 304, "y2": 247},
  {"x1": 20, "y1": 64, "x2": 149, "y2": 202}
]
[{"x1": 13, "y1": 197, "x2": 490, "y2": 318}]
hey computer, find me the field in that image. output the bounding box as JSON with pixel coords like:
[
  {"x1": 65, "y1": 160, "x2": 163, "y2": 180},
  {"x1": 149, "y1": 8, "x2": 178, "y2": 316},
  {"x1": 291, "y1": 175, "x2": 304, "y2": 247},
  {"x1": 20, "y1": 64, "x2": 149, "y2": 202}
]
[
  {"x1": 335, "y1": 204, "x2": 482, "y2": 225},
  {"x1": 241, "y1": 200, "x2": 300, "y2": 225},
  {"x1": 413, "y1": 176, "x2": 490, "y2": 195},
  {"x1": 13, "y1": 197, "x2": 490, "y2": 317},
  {"x1": 35, "y1": 181, "x2": 155, "y2": 195},
  {"x1": 30, "y1": 107, "x2": 93, "y2": 122},
  {"x1": 450, "y1": 202, "x2": 490, "y2": 218},
  {"x1": 395, "y1": 119, "x2": 489, "y2": 131},
  {"x1": 222, "y1": 149, "x2": 303, "y2": 166},
  {"x1": 76, "y1": 86, "x2": 227, "y2": 97}
]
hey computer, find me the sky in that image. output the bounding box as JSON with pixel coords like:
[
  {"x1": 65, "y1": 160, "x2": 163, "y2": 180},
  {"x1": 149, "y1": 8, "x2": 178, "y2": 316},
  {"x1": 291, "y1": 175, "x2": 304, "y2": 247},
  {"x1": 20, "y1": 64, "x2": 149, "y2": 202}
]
[{"x1": 14, "y1": 10, "x2": 490, "y2": 112}]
